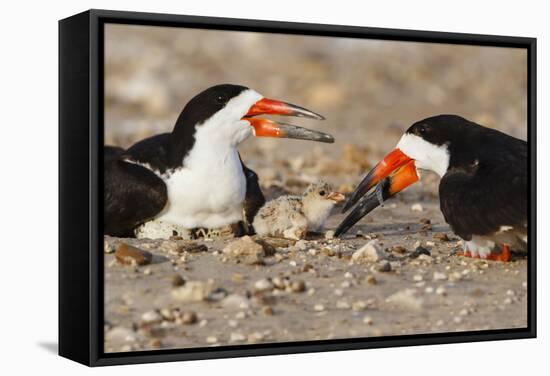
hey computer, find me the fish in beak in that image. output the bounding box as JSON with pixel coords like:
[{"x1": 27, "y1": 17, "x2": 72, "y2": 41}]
[
  {"x1": 334, "y1": 148, "x2": 419, "y2": 237},
  {"x1": 244, "y1": 98, "x2": 334, "y2": 143}
]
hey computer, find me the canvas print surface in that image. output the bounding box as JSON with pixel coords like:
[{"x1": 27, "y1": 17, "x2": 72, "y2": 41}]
[{"x1": 103, "y1": 23, "x2": 528, "y2": 353}]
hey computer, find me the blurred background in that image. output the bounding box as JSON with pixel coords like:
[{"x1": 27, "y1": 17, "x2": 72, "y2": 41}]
[{"x1": 105, "y1": 23, "x2": 527, "y2": 194}]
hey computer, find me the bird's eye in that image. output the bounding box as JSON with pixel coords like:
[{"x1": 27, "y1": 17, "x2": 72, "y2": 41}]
[
  {"x1": 319, "y1": 190, "x2": 326, "y2": 196},
  {"x1": 216, "y1": 95, "x2": 227, "y2": 104}
]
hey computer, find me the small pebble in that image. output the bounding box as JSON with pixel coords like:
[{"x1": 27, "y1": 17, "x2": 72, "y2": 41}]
[
  {"x1": 181, "y1": 311, "x2": 198, "y2": 325},
  {"x1": 230, "y1": 332, "x2": 246, "y2": 343},
  {"x1": 254, "y1": 278, "x2": 274, "y2": 292},
  {"x1": 262, "y1": 305, "x2": 274, "y2": 316},
  {"x1": 362, "y1": 316, "x2": 373, "y2": 325},
  {"x1": 141, "y1": 310, "x2": 162, "y2": 324},
  {"x1": 411, "y1": 203, "x2": 424, "y2": 212},
  {"x1": 324, "y1": 230, "x2": 335, "y2": 239},
  {"x1": 413, "y1": 274, "x2": 423, "y2": 282},
  {"x1": 366, "y1": 275, "x2": 377, "y2": 285},
  {"x1": 172, "y1": 274, "x2": 185, "y2": 287},
  {"x1": 104, "y1": 241, "x2": 114, "y2": 254},
  {"x1": 314, "y1": 304, "x2": 325, "y2": 312},
  {"x1": 352, "y1": 240, "x2": 385, "y2": 263},
  {"x1": 115, "y1": 243, "x2": 153, "y2": 266},
  {"x1": 290, "y1": 280, "x2": 306, "y2": 293},
  {"x1": 206, "y1": 336, "x2": 218, "y2": 344},
  {"x1": 436, "y1": 286, "x2": 447, "y2": 296},
  {"x1": 433, "y1": 272, "x2": 448, "y2": 281},
  {"x1": 373, "y1": 260, "x2": 391, "y2": 272},
  {"x1": 352, "y1": 300, "x2": 368, "y2": 312}
]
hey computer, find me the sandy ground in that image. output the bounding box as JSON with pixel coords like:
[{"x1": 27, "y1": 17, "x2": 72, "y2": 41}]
[{"x1": 103, "y1": 24, "x2": 528, "y2": 352}]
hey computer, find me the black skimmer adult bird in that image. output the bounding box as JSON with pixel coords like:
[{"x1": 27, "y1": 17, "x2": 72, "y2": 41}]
[
  {"x1": 335, "y1": 115, "x2": 527, "y2": 261},
  {"x1": 104, "y1": 84, "x2": 333, "y2": 238}
]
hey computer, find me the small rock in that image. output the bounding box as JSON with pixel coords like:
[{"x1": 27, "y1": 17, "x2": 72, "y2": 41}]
[
  {"x1": 411, "y1": 203, "x2": 424, "y2": 212},
  {"x1": 149, "y1": 338, "x2": 162, "y2": 348},
  {"x1": 207, "y1": 287, "x2": 229, "y2": 302},
  {"x1": 115, "y1": 243, "x2": 153, "y2": 266},
  {"x1": 433, "y1": 272, "x2": 448, "y2": 281},
  {"x1": 362, "y1": 316, "x2": 373, "y2": 325},
  {"x1": 180, "y1": 243, "x2": 208, "y2": 253},
  {"x1": 181, "y1": 311, "x2": 198, "y2": 325},
  {"x1": 386, "y1": 289, "x2": 424, "y2": 310},
  {"x1": 344, "y1": 272, "x2": 354, "y2": 279},
  {"x1": 373, "y1": 260, "x2": 391, "y2": 272},
  {"x1": 104, "y1": 240, "x2": 114, "y2": 254},
  {"x1": 435, "y1": 286, "x2": 447, "y2": 296},
  {"x1": 206, "y1": 336, "x2": 218, "y2": 344},
  {"x1": 352, "y1": 240, "x2": 385, "y2": 263},
  {"x1": 262, "y1": 305, "x2": 274, "y2": 316},
  {"x1": 425, "y1": 286, "x2": 434, "y2": 294},
  {"x1": 388, "y1": 245, "x2": 407, "y2": 254},
  {"x1": 171, "y1": 281, "x2": 212, "y2": 302},
  {"x1": 171, "y1": 274, "x2": 186, "y2": 287},
  {"x1": 410, "y1": 246, "x2": 431, "y2": 259},
  {"x1": 223, "y1": 236, "x2": 270, "y2": 265},
  {"x1": 105, "y1": 327, "x2": 136, "y2": 343},
  {"x1": 419, "y1": 218, "x2": 431, "y2": 225},
  {"x1": 433, "y1": 233, "x2": 450, "y2": 242},
  {"x1": 314, "y1": 304, "x2": 325, "y2": 312},
  {"x1": 449, "y1": 272, "x2": 462, "y2": 282},
  {"x1": 141, "y1": 310, "x2": 162, "y2": 324},
  {"x1": 290, "y1": 280, "x2": 306, "y2": 293},
  {"x1": 324, "y1": 230, "x2": 335, "y2": 239},
  {"x1": 247, "y1": 331, "x2": 265, "y2": 343},
  {"x1": 254, "y1": 278, "x2": 274, "y2": 292},
  {"x1": 366, "y1": 275, "x2": 377, "y2": 285},
  {"x1": 222, "y1": 294, "x2": 250, "y2": 309},
  {"x1": 230, "y1": 332, "x2": 246, "y2": 343},
  {"x1": 352, "y1": 300, "x2": 368, "y2": 312},
  {"x1": 413, "y1": 274, "x2": 423, "y2": 282}
]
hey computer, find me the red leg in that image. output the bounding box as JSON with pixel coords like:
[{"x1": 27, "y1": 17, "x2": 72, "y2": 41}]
[
  {"x1": 485, "y1": 244, "x2": 512, "y2": 262},
  {"x1": 456, "y1": 249, "x2": 473, "y2": 258}
]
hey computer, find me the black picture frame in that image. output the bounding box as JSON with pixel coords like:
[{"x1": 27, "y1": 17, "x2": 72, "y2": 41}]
[{"x1": 59, "y1": 9, "x2": 537, "y2": 367}]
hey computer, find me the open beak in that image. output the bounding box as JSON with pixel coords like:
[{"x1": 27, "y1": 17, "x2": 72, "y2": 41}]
[
  {"x1": 327, "y1": 191, "x2": 346, "y2": 203},
  {"x1": 334, "y1": 149, "x2": 419, "y2": 237},
  {"x1": 244, "y1": 98, "x2": 334, "y2": 143}
]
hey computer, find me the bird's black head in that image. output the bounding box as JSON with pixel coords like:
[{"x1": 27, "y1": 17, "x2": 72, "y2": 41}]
[
  {"x1": 169, "y1": 83, "x2": 332, "y2": 164},
  {"x1": 405, "y1": 114, "x2": 475, "y2": 147}
]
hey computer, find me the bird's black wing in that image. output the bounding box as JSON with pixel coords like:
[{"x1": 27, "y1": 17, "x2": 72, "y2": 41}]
[
  {"x1": 439, "y1": 137, "x2": 527, "y2": 241},
  {"x1": 104, "y1": 149, "x2": 167, "y2": 237},
  {"x1": 124, "y1": 133, "x2": 174, "y2": 174},
  {"x1": 240, "y1": 156, "x2": 266, "y2": 233}
]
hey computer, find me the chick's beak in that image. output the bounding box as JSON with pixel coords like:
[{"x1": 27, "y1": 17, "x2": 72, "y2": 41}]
[
  {"x1": 327, "y1": 191, "x2": 345, "y2": 202},
  {"x1": 244, "y1": 98, "x2": 334, "y2": 143},
  {"x1": 334, "y1": 149, "x2": 419, "y2": 237}
]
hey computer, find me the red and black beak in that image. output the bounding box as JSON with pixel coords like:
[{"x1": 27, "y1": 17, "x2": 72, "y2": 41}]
[
  {"x1": 243, "y1": 98, "x2": 334, "y2": 143},
  {"x1": 334, "y1": 148, "x2": 419, "y2": 237}
]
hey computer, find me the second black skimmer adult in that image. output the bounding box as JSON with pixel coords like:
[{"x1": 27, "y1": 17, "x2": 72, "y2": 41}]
[
  {"x1": 104, "y1": 84, "x2": 333, "y2": 238},
  {"x1": 335, "y1": 115, "x2": 527, "y2": 261}
]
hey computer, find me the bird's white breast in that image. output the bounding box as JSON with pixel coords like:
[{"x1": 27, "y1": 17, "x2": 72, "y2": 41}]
[{"x1": 154, "y1": 121, "x2": 252, "y2": 229}]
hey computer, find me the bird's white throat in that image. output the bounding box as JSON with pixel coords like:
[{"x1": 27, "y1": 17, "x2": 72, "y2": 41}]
[{"x1": 396, "y1": 133, "x2": 450, "y2": 177}]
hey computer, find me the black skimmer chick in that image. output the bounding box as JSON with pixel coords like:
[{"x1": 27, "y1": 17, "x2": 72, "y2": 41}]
[
  {"x1": 335, "y1": 115, "x2": 527, "y2": 261},
  {"x1": 104, "y1": 84, "x2": 333, "y2": 238},
  {"x1": 253, "y1": 181, "x2": 345, "y2": 240}
]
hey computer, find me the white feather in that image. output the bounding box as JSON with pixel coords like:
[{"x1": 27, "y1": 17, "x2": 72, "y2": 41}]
[{"x1": 396, "y1": 133, "x2": 450, "y2": 177}]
